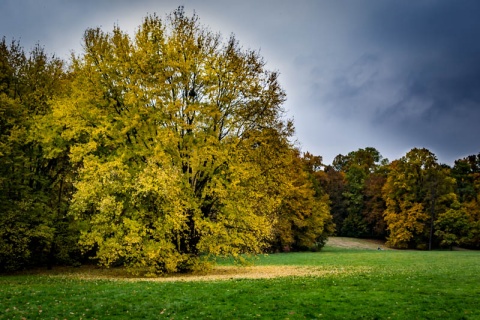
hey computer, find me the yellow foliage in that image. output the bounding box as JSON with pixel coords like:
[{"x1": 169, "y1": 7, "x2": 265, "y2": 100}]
[
  {"x1": 49, "y1": 8, "x2": 308, "y2": 274},
  {"x1": 383, "y1": 148, "x2": 458, "y2": 249}
]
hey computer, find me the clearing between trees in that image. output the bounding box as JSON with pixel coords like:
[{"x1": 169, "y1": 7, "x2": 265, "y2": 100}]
[{"x1": 325, "y1": 237, "x2": 390, "y2": 250}]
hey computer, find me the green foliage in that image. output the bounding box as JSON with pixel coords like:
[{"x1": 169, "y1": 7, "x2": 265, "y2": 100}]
[
  {"x1": 341, "y1": 164, "x2": 369, "y2": 237},
  {"x1": 449, "y1": 155, "x2": 480, "y2": 248},
  {"x1": 325, "y1": 147, "x2": 388, "y2": 238},
  {"x1": 435, "y1": 202, "x2": 471, "y2": 248},
  {"x1": 0, "y1": 38, "x2": 80, "y2": 271},
  {"x1": 452, "y1": 154, "x2": 480, "y2": 202}
]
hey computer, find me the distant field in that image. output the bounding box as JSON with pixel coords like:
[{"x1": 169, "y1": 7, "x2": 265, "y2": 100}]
[{"x1": 1, "y1": 239, "x2": 479, "y2": 319}]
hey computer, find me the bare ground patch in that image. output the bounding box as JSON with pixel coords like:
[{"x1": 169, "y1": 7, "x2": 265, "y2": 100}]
[
  {"x1": 119, "y1": 266, "x2": 369, "y2": 282},
  {"x1": 326, "y1": 237, "x2": 391, "y2": 250},
  {"x1": 39, "y1": 264, "x2": 370, "y2": 282}
]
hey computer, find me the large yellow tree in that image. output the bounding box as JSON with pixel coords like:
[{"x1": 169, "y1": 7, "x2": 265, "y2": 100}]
[{"x1": 49, "y1": 8, "x2": 327, "y2": 274}]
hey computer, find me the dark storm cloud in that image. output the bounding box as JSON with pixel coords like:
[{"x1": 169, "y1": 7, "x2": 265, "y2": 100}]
[
  {"x1": 367, "y1": 1, "x2": 480, "y2": 114},
  {"x1": 366, "y1": 1, "x2": 480, "y2": 163},
  {"x1": 309, "y1": 1, "x2": 480, "y2": 164}
]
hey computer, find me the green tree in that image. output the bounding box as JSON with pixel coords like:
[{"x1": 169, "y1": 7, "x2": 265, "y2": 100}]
[
  {"x1": 331, "y1": 147, "x2": 387, "y2": 237},
  {"x1": 449, "y1": 154, "x2": 480, "y2": 248},
  {"x1": 50, "y1": 8, "x2": 313, "y2": 274},
  {"x1": 452, "y1": 154, "x2": 480, "y2": 202},
  {"x1": 434, "y1": 202, "x2": 470, "y2": 249},
  {"x1": 341, "y1": 164, "x2": 369, "y2": 237},
  {"x1": 0, "y1": 38, "x2": 76, "y2": 271}
]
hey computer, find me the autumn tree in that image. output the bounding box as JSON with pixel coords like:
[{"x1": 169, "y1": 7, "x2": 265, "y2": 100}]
[
  {"x1": 47, "y1": 8, "x2": 326, "y2": 274},
  {"x1": 459, "y1": 198, "x2": 480, "y2": 248},
  {"x1": 382, "y1": 148, "x2": 456, "y2": 249},
  {"x1": 301, "y1": 152, "x2": 335, "y2": 248},
  {"x1": 271, "y1": 151, "x2": 333, "y2": 252}
]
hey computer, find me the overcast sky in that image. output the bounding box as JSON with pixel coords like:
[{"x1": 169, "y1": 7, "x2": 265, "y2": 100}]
[{"x1": 2, "y1": 0, "x2": 480, "y2": 165}]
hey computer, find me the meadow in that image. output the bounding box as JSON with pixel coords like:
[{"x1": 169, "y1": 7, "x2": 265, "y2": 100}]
[{"x1": 1, "y1": 240, "x2": 479, "y2": 319}]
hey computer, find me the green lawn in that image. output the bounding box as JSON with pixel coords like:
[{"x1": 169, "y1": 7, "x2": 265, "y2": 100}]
[{"x1": 1, "y1": 245, "x2": 479, "y2": 319}]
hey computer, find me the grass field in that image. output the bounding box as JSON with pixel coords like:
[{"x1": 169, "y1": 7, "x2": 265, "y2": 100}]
[{"x1": 1, "y1": 239, "x2": 479, "y2": 319}]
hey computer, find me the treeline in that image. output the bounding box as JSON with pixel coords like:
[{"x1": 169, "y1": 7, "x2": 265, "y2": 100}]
[
  {"x1": 0, "y1": 9, "x2": 333, "y2": 274},
  {"x1": 1, "y1": 9, "x2": 478, "y2": 275},
  {"x1": 317, "y1": 147, "x2": 480, "y2": 250}
]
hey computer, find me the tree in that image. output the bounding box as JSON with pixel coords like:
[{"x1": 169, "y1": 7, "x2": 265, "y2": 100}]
[
  {"x1": 434, "y1": 202, "x2": 470, "y2": 249},
  {"x1": 330, "y1": 147, "x2": 387, "y2": 237},
  {"x1": 362, "y1": 170, "x2": 388, "y2": 238},
  {"x1": 0, "y1": 38, "x2": 76, "y2": 271},
  {"x1": 319, "y1": 166, "x2": 347, "y2": 235},
  {"x1": 382, "y1": 148, "x2": 456, "y2": 249},
  {"x1": 449, "y1": 154, "x2": 480, "y2": 248},
  {"x1": 271, "y1": 151, "x2": 333, "y2": 252},
  {"x1": 50, "y1": 8, "x2": 319, "y2": 275},
  {"x1": 461, "y1": 198, "x2": 480, "y2": 249},
  {"x1": 341, "y1": 164, "x2": 369, "y2": 237},
  {"x1": 452, "y1": 155, "x2": 480, "y2": 202}
]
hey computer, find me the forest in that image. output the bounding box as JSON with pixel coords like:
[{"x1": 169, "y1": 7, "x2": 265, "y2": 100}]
[{"x1": 1, "y1": 8, "x2": 479, "y2": 275}]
